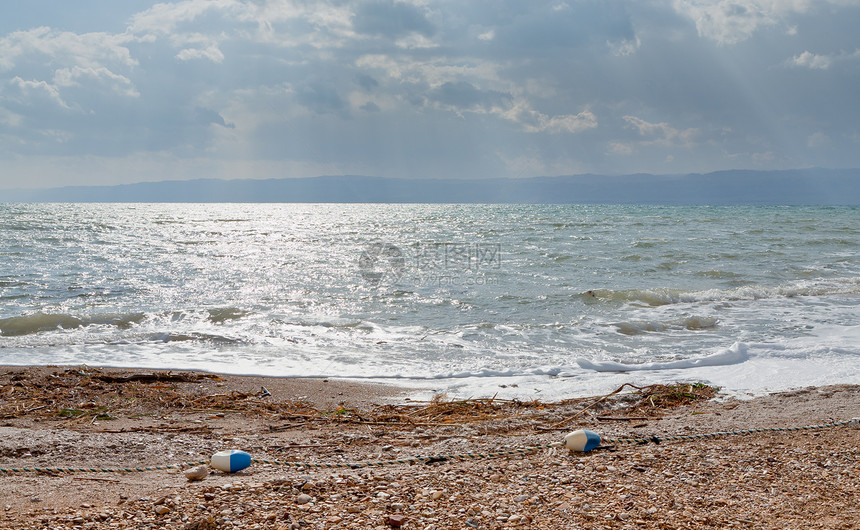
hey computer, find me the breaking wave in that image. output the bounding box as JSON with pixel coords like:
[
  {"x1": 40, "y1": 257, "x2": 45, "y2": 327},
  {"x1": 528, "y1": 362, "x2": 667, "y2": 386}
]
[
  {"x1": 612, "y1": 316, "x2": 718, "y2": 335},
  {"x1": 0, "y1": 308, "x2": 248, "y2": 338},
  {"x1": 576, "y1": 342, "x2": 748, "y2": 372},
  {"x1": 581, "y1": 278, "x2": 860, "y2": 307}
]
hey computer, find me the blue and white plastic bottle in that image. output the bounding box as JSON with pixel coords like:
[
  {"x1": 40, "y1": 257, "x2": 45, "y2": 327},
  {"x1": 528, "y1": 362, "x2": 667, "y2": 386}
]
[
  {"x1": 564, "y1": 429, "x2": 601, "y2": 452},
  {"x1": 210, "y1": 450, "x2": 252, "y2": 472}
]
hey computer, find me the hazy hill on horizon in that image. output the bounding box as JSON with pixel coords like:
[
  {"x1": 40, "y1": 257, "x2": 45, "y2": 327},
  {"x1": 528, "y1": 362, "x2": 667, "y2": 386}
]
[{"x1": 3, "y1": 168, "x2": 859, "y2": 205}]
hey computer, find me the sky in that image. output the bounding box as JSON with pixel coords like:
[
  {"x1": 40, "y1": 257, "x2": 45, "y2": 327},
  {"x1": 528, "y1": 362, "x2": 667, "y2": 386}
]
[{"x1": 1, "y1": 0, "x2": 860, "y2": 189}]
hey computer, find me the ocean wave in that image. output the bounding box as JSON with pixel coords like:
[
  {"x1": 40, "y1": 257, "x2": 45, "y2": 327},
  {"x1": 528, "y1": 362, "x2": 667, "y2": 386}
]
[
  {"x1": 612, "y1": 316, "x2": 718, "y2": 335},
  {"x1": 576, "y1": 342, "x2": 748, "y2": 372},
  {"x1": 206, "y1": 307, "x2": 250, "y2": 323},
  {"x1": 0, "y1": 312, "x2": 146, "y2": 337},
  {"x1": 0, "y1": 280, "x2": 30, "y2": 288},
  {"x1": 291, "y1": 343, "x2": 749, "y2": 379},
  {"x1": 581, "y1": 277, "x2": 860, "y2": 306},
  {"x1": 0, "y1": 307, "x2": 248, "y2": 338},
  {"x1": 321, "y1": 365, "x2": 576, "y2": 380},
  {"x1": 145, "y1": 332, "x2": 246, "y2": 345}
]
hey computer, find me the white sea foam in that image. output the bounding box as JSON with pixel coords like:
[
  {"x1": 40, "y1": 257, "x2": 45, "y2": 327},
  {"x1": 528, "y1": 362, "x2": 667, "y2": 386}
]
[{"x1": 575, "y1": 342, "x2": 748, "y2": 372}]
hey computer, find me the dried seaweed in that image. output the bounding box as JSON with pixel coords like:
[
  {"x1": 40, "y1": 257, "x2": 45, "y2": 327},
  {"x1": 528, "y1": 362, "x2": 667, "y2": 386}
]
[
  {"x1": 626, "y1": 382, "x2": 719, "y2": 412},
  {"x1": 0, "y1": 367, "x2": 718, "y2": 428}
]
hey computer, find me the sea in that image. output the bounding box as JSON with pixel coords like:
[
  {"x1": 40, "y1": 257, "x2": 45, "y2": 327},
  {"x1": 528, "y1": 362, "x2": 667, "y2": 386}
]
[{"x1": 1, "y1": 203, "x2": 858, "y2": 400}]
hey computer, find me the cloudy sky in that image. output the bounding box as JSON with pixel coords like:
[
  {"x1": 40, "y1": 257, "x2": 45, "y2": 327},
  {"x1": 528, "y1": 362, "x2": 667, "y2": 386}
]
[{"x1": 1, "y1": 0, "x2": 859, "y2": 189}]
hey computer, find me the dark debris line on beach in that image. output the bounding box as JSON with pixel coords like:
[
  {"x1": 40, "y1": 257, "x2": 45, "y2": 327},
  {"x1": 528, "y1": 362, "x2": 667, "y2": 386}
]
[{"x1": 1, "y1": 367, "x2": 718, "y2": 429}]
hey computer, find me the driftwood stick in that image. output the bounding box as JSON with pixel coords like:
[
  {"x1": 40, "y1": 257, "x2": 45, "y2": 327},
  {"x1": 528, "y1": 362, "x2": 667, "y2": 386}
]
[{"x1": 549, "y1": 383, "x2": 641, "y2": 429}]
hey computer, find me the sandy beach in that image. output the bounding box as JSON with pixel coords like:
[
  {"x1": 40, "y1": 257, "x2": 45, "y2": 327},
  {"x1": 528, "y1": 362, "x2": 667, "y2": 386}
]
[{"x1": 0, "y1": 365, "x2": 857, "y2": 529}]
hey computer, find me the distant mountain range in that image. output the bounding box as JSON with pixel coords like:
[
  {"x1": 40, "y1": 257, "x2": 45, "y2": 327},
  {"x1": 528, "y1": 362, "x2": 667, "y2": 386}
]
[{"x1": 3, "y1": 168, "x2": 859, "y2": 204}]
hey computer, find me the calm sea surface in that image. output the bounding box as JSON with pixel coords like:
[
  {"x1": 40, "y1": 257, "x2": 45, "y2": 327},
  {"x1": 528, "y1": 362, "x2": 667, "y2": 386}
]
[{"x1": 1, "y1": 203, "x2": 858, "y2": 399}]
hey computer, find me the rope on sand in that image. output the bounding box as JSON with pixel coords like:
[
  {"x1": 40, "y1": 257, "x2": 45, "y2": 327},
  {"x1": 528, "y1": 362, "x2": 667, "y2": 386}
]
[
  {"x1": 0, "y1": 461, "x2": 207, "y2": 474},
  {"x1": 0, "y1": 418, "x2": 856, "y2": 474},
  {"x1": 250, "y1": 445, "x2": 564, "y2": 469},
  {"x1": 599, "y1": 418, "x2": 860, "y2": 446}
]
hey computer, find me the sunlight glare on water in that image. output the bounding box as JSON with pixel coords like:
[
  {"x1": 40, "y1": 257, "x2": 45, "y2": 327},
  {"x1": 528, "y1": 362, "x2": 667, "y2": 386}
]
[{"x1": 0, "y1": 203, "x2": 858, "y2": 399}]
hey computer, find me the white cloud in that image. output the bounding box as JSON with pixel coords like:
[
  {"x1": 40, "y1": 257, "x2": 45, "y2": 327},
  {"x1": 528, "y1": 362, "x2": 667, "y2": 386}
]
[
  {"x1": 0, "y1": 27, "x2": 136, "y2": 71},
  {"x1": 503, "y1": 101, "x2": 597, "y2": 134},
  {"x1": 790, "y1": 48, "x2": 860, "y2": 70},
  {"x1": 673, "y1": 0, "x2": 780, "y2": 44},
  {"x1": 176, "y1": 45, "x2": 225, "y2": 62},
  {"x1": 624, "y1": 115, "x2": 698, "y2": 147},
  {"x1": 129, "y1": 0, "x2": 347, "y2": 57},
  {"x1": 356, "y1": 53, "x2": 502, "y2": 89},
  {"x1": 807, "y1": 131, "x2": 830, "y2": 147},
  {"x1": 608, "y1": 141, "x2": 634, "y2": 155},
  {"x1": 129, "y1": 0, "x2": 241, "y2": 35},
  {"x1": 53, "y1": 66, "x2": 139, "y2": 97},
  {"x1": 540, "y1": 109, "x2": 599, "y2": 134},
  {"x1": 0, "y1": 27, "x2": 139, "y2": 111},
  {"x1": 348, "y1": 48, "x2": 598, "y2": 136},
  {"x1": 0, "y1": 107, "x2": 23, "y2": 127},
  {"x1": 671, "y1": 0, "x2": 852, "y2": 44},
  {"x1": 478, "y1": 30, "x2": 495, "y2": 41},
  {"x1": 395, "y1": 33, "x2": 438, "y2": 49},
  {"x1": 9, "y1": 77, "x2": 70, "y2": 109},
  {"x1": 792, "y1": 50, "x2": 831, "y2": 69},
  {"x1": 607, "y1": 36, "x2": 641, "y2": 57}
]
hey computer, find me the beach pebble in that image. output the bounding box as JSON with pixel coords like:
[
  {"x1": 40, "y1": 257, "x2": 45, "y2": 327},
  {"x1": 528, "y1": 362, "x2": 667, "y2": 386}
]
[
  {"x1": 430, "y1": 490, "x2": 444, "y2": 500},
  {"x1": 154, "y1": 505, "x2": 171, "y2": 515},
  {"x1": 184, "y1": 465, "x2": 209, "y2": 482},
  {"x1": 387, "y1": 513, "x2": 408, "y2": 527},
  {"x1": 296, "y1": 494, "x2": 312, "y2": 505}
]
